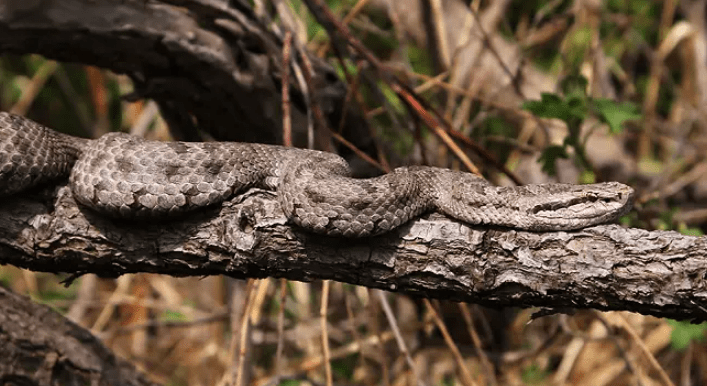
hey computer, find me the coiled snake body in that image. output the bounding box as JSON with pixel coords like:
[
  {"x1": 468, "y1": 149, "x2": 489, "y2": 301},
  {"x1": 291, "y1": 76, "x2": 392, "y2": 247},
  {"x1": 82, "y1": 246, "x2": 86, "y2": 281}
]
[{"x1": 0, "y1": 113, "x2": 634, "y2": 237}]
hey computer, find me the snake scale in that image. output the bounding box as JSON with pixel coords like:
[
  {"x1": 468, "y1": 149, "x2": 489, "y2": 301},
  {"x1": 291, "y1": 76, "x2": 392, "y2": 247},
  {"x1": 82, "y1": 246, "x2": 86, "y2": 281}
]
[{"x1": 0, "y1": 112, "x2": 634, "y2": 237}]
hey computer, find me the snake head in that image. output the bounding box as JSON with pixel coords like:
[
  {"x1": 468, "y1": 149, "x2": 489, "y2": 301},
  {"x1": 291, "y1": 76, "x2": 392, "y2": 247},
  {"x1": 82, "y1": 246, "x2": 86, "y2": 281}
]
[
  {"x1": 516, "y1": 181, "x2": 636, "y2": 230},
  {"x1": 445, "y1": 179, "x2": 635, "y2": 231}
]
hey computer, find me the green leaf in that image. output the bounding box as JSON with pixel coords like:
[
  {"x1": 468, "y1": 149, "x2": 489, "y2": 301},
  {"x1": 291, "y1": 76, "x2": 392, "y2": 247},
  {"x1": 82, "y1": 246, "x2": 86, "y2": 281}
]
[
  {"x1": 380, "y1": 82, "x2": 404, "y2": 114},
  {"x1": 579, "y1": 170, "x2": 596, "y2": 184},
  {"x1": 678, "y1": 223, "x2": 704, "y2": 237},
  {"x1": 667, "y1": 319, "x2": 707, "y2": 351},
  {"x1": 537, "y1": 145, "x2": 569, "y2": 176},
  {"x1": 523, "y1": 93, "x2": 562, "y2": 117},
  {"x1": 592, "y1": 99, "x2": 641, "y2": 134},
  {"x1": 522, "y1": 93, "x2": 587, "y2": 126},
  {"x1": 521, "y1": 363, "x2": 549, "y2": 384},
  {"x1": 278, "y1": 380, "x2": 302, "y2": 386},
  {"x1": 559, "y1": 74, "x2": 588, "y2": 98}
]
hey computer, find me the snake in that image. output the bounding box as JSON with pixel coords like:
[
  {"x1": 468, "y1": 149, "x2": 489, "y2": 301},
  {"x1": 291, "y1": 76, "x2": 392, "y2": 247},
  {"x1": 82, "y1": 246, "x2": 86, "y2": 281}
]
[{"x1": 0, "y1": 112, "x2": 634, "y2": 237}]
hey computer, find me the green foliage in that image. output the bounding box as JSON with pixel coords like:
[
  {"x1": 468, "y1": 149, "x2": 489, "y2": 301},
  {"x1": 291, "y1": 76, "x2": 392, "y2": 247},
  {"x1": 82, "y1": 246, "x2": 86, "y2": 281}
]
[
  {"x1": 592, "y1": 99, "x2": 642, "y2": 134},
  {"x1": 522, "y1": 74, "x2": 641, "y2": 176},
  {"x1": 408, "y1": 45, "x2": 435, "y2": 76},
  {"x1": 565, "y1": 26, "x2": 593, "y2": 68},
  {"x1": 524, "y1": 93, "x2": 587, "y2": 128},
  {"x1": 667, "y1": 320, "x2": 707, "y2": 351},
  {"x1": 521, "y1": 363, "x2": 549, "y2": 384},
  {"x1": 32, "y1": 277, "x2": 79, "y2": 314},
  {"x1": 652, "y1": 207, "x2": 705, "y2": 235},
  {"x1": 332, "y1": 354, "x2": 357, "y2": 380},
  {"x1": 481, "y1": 116, "x2": 514, "y2": 136},
  {"x1": 535, "y1": 145, "x2": 569, "y2": 175},
  {"x1": 476, "y1": 115, "x2": 515, "y2": 161},
  {"x1": 333, "y1": 59, "x2": 359, "y2": 81},
  {"x1": 160, "y1": 309, "x2": 188, "y2": 322},
  {"x1": 579, "y1": 169, "x2": 596, "y2": 184},
  {"x1": 379, "y1": 82, "x2": 404, "y2": 114},
  {"x1": 277, "y1": 380, "x2": 302, "y2": 386},
  {"x1": 677, "y1": 223, "x2": 704, "y2": 237},
  {"x1": 603, "y1": 0, "x2": 660, "y2": 44}
]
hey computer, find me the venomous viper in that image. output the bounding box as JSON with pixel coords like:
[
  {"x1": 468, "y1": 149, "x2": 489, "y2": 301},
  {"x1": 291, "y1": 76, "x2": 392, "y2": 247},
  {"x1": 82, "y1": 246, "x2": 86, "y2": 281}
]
[{"x1": 0, "y1": 112, "x2": 634, "y2": 237}]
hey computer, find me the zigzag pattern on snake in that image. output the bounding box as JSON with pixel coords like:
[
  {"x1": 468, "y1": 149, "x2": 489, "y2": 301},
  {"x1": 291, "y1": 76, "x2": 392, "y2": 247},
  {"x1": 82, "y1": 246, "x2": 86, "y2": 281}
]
[{"x1": 0, "y1": 112, "x2": 634, "y2": 237}]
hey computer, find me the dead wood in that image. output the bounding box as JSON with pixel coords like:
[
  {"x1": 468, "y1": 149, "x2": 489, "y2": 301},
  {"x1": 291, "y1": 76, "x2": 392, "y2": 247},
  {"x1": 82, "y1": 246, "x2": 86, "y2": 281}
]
[
  {"x1": 0, "y1": 283, "x2": 158, "y2": 385},
  {"x1": 0, "y1": 0, "x2": 370, "y2": 150}
]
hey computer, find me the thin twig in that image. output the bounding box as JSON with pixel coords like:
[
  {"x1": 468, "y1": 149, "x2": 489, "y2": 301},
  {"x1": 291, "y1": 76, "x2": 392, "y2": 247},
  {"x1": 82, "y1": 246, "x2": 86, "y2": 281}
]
[
  {"x1": 614, "y1": 313, "x2": 675, "y2": 386},
  {"x1": 275, "y1": 278, "x2": 287, "y2": 375},
  {"x1": 91, "y1": 275, "x2": 133, "y2": 333},
  {"x1": 377, "y1": 290, "x2": 423, "y2": 386},
  {"x1": 114, "y1": 310, "x2": 229, "y2": 332},
  {"x1": 458, "y1": 303, "x2": 498, "y2": 386},
  {"x1": 429, "y1": 0, "x2": 451, "y2": 68},
  {"x1": 330, "y1": 131, "x2": 387, "y2": 172},
  {"x1": 424, "y1": 300, "x2": 479, "y2": 386},
  {"x1": 466, "y1": 2, "x2": 526, "y2": 99},
  {"x1": 344, "y1": 290, "x2": 367, "y2": 372},
  {"x1": 342, "y1": 0, "x2": 371, "y2": 26},
  {"x1": 594, "y1": 313, "x2": 649, "y2": 386},
  {"x1": 282, "y1": 31, "x2": 293, "y2": 147},
  {"x1": 297, "y1": 50, "x2": 332, "y2": 151},
  {"x1": 129, "y1": 100, "x2": 160, "y2": 137},
  {"x1": 10, "y1": 60, "x2": 58, "y2": 116},
  {"x1": 320, "y1": 280, "x2": 333, "y2": 386},
  {"x1": 392, "y1": 82, "x2": 481, "y2": 175},
  {"x1": 302, "y1": 0, "x2": 531, "y2": 185},
  {"x1": 230, "y1": 279, "x2": 257, "y2": 386}
]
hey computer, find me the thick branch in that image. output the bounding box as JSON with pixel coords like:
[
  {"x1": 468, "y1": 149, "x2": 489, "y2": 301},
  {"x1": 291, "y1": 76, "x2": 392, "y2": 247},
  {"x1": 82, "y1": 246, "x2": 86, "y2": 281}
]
[
  {"x1": 1, "y1": 185, "x2": 706, "y2": 322},
  {"x1": 0, "y1": 285, "x2": 157, "y2": 386},
  {"x1": 0, "y1": 0, "x2": 367, "y2": 149}
]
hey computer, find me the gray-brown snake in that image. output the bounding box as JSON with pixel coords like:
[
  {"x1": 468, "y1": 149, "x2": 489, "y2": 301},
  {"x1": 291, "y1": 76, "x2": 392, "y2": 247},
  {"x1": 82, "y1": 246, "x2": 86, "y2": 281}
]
[{"x1": 0, "y1": 112, "x2": 634, "y2": 237}]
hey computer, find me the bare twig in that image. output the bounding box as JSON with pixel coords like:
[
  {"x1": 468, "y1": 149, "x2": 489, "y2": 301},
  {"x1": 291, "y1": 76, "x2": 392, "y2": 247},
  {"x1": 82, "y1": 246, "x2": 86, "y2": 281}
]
[
  {"x1": 378, "y1": 290, "x2": 423, "y2": 386},
  {"x1": 458, "y1": 303, "x2": 498, "y2": 386},
  {"x1": 9, "y1": 60, "x2": 58, "y2": 116},
  {"x1": 282, "y1": 31, "x2": 293, "y2": 147},
  {"x1": 320, "y1": 280, "x2": 333, "y2": 386},
  {"x1": 424, "y1": 299, "x2": 478, "y2": 386}
]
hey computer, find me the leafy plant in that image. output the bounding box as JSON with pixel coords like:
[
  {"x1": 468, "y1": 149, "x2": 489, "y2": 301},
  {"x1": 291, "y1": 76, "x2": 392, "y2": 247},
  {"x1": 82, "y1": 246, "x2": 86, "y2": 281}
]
[
  {"x1": 523, "y1": 74, "x2": 641, "y2": 176},
  {"x1": 667, "y1": 319, "x2": 707, "y2": 351},
  {"x1": 521, "y1": 363, "x2": 549, "y2": 384}
]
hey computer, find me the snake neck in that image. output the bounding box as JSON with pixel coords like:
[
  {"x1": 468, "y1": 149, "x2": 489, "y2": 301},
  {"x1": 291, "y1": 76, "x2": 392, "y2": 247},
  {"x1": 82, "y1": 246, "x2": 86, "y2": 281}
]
[{"x1": 50, "y1": 129, "x2": 89, "y2": 161}]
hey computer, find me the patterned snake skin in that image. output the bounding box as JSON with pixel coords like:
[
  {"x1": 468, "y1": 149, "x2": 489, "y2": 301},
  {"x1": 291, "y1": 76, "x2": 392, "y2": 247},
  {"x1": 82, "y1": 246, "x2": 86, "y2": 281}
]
[{"x1": 0, "y1": 112, "x2": 635, "y2": 237}]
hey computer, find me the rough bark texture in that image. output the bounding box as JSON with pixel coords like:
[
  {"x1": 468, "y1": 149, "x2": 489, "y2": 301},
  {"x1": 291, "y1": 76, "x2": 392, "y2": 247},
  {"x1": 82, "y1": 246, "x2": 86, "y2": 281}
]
[
  {"x1": 1, "y1": 184, "x2": 706, "y2": 323},
  {"x1": 0, "y1": 285, "x2": 158, "y2": 386}
]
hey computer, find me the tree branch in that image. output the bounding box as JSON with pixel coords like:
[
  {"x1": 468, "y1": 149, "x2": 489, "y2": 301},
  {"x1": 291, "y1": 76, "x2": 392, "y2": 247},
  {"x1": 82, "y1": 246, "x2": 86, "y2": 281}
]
[
  {"x1": 1, "y1": 185, "x2": 705, "y2": 322},
  {"x1": 0, "y1": 0, "x2": 369, "y2": 149},
  {"x1": 0, "y1": 284, "x2": 158, "y2": 386}
]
